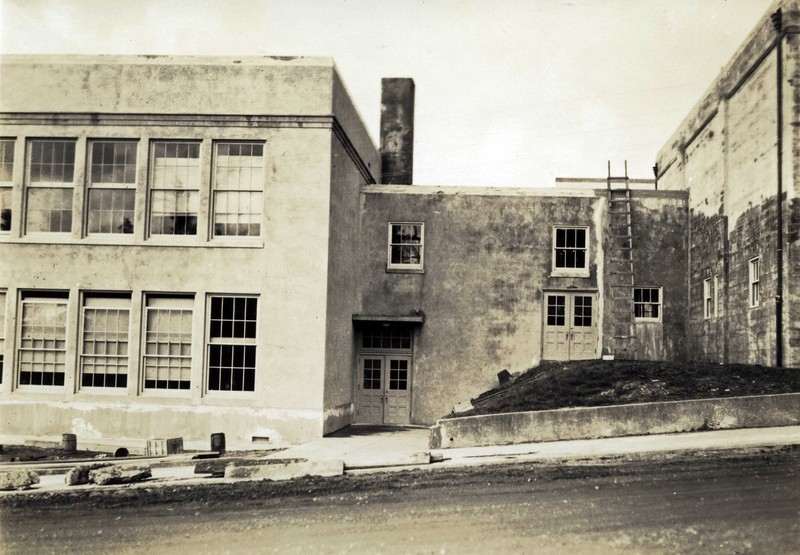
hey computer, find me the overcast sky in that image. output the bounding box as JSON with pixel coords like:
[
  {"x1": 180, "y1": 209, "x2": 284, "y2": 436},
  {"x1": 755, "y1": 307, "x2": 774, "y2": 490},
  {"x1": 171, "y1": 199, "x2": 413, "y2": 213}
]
[{"x1": 0, "y1": 0, "x2": 774, "y2": 186}]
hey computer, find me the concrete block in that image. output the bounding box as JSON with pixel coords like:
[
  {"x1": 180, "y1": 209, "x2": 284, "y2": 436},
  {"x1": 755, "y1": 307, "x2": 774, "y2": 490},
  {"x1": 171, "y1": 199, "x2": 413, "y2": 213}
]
[
  {"x1": 146, "y1": 437, "x2": 184, "y2": 456},
  {"x1": 88, "y1": 464, "x2": 152, "y2": 486},
  {"x1": 224, "y1": 458, "x2": 344, "y2": 481},
  {"x1": 344, "y1": 451, "x2": 430, "y2": 469},
  {"x1": 65, "y1": 463, "x2": 114, "y2": 486},
  {"x1": 0, "y1": 470, "x2": 40, "y2": 491}
]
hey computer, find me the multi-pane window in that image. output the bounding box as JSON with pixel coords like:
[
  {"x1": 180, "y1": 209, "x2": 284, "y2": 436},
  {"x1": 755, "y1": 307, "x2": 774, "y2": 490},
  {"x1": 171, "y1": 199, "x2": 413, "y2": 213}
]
[
  {"x1": 361, "y1": 324, "x2": 412, "y2": 350},
  {"x1": 17, "y1": 293, "x2": 68, "y2": 386},
  {"x1": 389, "y1": 359, "x2": 408, "y2": 390},
  {"x1": 87, "y1": 141, "x2": 137, "y2": 234},
  {"x1": 25, "y1": 139, "x2": 76, "y2": 233},
  {"x1": 143, "y1": 296, "x2": 193, "y2": 390},
  {"x1": 0, "y1": 292, "x2": 5, "y2": 383},
  {"x1": 546, "y1": 295, "x2": 566, "y2": 326},
  {"x1": 573, "y1": 296, "x2": 592, "y2": 327},
  {"x1": 0, "y1": 139, "x2": 14, "y2": 232},
  {"x1": 388, "y1": 223, "x2": 424, "y2": 270},
  {"x1": 80, "y1": 295, "x2": 130, "y2": 388},
  {"x1": 553, "y1": 227, "x2": 588, "y2": 273},
  {"x1": 207, "y1": 296, "x2": 257, "y2": 392},
  {"x1": 363, "y1": 358, "x2": 381, "y2": 390},
  {"x1": 212, "y1": 142, "x2": 264, "y2": 237},
  {"x1": 149, "y1": 141, "x2": 200, "y2": 236},
  {"x1": 749, "y1": 257, "x2": 760, "y2": 308},
  {"x1": 703, "y1": 278, "x2": 714, "y2": 319},
  {"x1": 634, "y1": 287, "x2": 662, "y2": 321}
]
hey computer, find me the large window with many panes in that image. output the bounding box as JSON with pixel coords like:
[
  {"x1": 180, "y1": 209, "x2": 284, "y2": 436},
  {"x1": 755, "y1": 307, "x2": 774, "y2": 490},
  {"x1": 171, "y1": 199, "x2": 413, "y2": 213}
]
[
  {"x1": 87, "y1": 141, "x2": 137, "y2": 235},
  {"x1": 0, "y1": 139, "x2": 14, "y2": 232},
  {"x1": 25, "y1": 139, "x2": 76, "y2": 233},
  {"x1": 17, "y1": 293, "x2": 68, "y2": 386},
  {"x1": 552, "y1": 226, "x2": 589, "y2": 276},
  {"x1": 79, "y1": 294, "x2": 131, "y2": 388},
  {"x1": 149, "y1": 141, "x2": 200, "y2": 236},
  {"x1": 207, "y1": 295, "x2": 257, "y2": 392},
  {"x1": 143, "y1": 295, "x2": 193, "y2": 390},
  {"x1": 212, "y1": 142, "x2": 264, "y2": 238}
]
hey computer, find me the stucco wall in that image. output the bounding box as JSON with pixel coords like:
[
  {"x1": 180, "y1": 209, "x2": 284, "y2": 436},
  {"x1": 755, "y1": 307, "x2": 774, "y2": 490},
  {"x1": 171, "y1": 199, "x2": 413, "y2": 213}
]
[
  {"x1": 627, "y1": 192, "x2": 689, "y2": 361},
  {"x1": 322, "y1": 135, "x2": 370, "y2": 434},
  {"x1": 359, "y1": 186, "x2": 603, "y2": 424},
  {"x1": 0, "y1": 119, "x2": 336, "y2": 444},
  {"x1": 0, "y1": 55, "x2": 335, "y2": 117}
]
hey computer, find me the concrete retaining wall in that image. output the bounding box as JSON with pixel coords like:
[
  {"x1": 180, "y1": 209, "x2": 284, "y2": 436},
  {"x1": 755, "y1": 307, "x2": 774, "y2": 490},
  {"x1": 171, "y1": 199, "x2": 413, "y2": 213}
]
[{"x1": 429, "y1": 393, "x2": 800, "y2": 449}]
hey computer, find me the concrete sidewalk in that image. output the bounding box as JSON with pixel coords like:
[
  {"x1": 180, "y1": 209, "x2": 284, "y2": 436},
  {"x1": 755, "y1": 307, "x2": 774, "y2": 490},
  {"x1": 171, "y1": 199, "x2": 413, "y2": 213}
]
[{"x1": 2, "y1": 425, "x2": 799, "y2": 494}]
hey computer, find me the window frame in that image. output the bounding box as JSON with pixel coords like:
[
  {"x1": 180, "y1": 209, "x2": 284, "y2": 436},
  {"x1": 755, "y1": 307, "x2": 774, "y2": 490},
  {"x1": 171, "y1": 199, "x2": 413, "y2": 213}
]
[
  {"x1": 551, "y1": 226, "x2": 590, "y2": 277},
  {"x1": 85, "y1": 140, "x2": 138, "y2": 236},
  {"x1": 210, "y1": 141, "x2": 265, "y2": 239},
  {"x1": 633, "y1": 286, "x2": 662, "y2": 323},
  {"x1": 749, "y1": 257, "x2": 760, "y2": 308},
  {"x1": 147, "y1": 140, "x2": 201, "y2": 238},
  {"x1": 24, "y1": 139, "x2": 77, "y2": 235},
  {"x1": 16, "y1": 292, "x2": 69, "y2": 389},
  {"x1": 0, "y1": 138, "x2": 15, "y2": 234},
  {"x1": 205, "y1": 294, "x2": 258, "y2": 394},
  {"x1": 78, "y1": 293, "x2": 132, "y2": 391},
  {"x1": 141, "y1": 294, "x2": 194, "y2": 394},
  {"x1": 703, "y1": 277, "x2": 714, "y2": 319},
  {"x1": 387, "y1": 222, "x2": 425, "y2": 272}
]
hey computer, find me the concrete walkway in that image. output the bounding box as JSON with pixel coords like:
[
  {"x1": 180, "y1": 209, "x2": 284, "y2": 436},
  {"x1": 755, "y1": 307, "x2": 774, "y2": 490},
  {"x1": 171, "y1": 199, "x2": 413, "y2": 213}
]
[{"x1": 2, "y1": 425, "x2": 799, "y2": 494}]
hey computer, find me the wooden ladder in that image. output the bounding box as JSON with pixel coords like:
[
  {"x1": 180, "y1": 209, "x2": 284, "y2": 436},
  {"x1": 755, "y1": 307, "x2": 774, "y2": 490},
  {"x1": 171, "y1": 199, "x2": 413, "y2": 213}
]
[{"x1": 607, "y1": 163, "x2": 635, "y2": 356}]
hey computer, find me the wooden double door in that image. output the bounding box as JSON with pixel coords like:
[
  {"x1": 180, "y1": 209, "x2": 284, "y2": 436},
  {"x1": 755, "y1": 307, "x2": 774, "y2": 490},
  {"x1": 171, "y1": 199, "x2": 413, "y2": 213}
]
[
  {"x1": 356, "y1": 355, "x2": 412, "y2": 425},
  {"x1": 542, "y1": 292, "x2": 598, "y2": 360}
]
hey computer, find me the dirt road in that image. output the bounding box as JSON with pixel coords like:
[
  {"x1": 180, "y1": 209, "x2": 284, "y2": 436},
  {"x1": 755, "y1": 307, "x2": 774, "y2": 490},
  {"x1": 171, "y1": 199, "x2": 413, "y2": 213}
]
[{"x1": 2, "y1": 446, "x2": 798, "y2": 554}]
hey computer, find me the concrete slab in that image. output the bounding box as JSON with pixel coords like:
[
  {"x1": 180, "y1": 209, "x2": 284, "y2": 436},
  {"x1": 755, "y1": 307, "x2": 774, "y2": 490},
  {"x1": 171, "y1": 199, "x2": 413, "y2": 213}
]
[
  {"x1": 225, "y1": 459, "x2": 344, "y2": 480},
  {"x1": 265, "y1": 425, "x2": 430, "y2": 469}
]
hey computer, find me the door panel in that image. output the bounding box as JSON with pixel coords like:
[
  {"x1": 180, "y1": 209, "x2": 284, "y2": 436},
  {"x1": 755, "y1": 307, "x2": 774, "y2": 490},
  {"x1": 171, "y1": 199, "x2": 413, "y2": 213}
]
[
  {"x1": 543, "y1": 294, "x2": 570, "y2": 360},
  {"x1": 357, "y1": 357, "x2": 384, "y2": 424},
  {"x1": 384, "y1": 357, "x2": 411, "y2": 425},
  {"x1": 570, "y1": 295, "x2": 597, "y2": 359}
]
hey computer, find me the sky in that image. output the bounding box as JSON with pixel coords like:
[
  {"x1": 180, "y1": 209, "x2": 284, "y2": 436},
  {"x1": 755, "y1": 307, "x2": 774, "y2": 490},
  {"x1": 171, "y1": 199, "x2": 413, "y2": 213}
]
[{"x1": 0, "y1": 0, "x2": 775, "y2": 187}]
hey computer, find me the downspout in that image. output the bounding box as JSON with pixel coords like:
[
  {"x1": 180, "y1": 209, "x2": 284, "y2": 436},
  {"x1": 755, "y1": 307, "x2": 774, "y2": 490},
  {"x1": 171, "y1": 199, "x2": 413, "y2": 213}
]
[{"x1": 771, "y1": 9, "x2": 784, "y2": 368}]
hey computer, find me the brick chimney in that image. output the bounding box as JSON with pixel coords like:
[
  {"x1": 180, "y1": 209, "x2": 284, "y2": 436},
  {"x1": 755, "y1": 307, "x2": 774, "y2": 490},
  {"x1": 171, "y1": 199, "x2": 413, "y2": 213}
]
[{"x1": 379, "y1": 78, "x2": 415, "y2": 184}]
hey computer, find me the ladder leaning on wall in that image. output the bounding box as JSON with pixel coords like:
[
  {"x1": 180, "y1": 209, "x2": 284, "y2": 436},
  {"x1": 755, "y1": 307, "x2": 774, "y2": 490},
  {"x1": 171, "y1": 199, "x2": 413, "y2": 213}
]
[{"x1": 607, "y1": 161, "x2": 635, "y2": 358}]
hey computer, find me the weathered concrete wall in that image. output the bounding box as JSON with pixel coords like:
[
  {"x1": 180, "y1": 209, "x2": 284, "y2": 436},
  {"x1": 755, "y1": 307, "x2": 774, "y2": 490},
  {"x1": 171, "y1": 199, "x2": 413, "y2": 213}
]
[
  {"x1": 628, "y1": 192, "x2": 689, "y2": 360},
  {"x1": 359, "y1": 186, "x2": 603, "y2": 425},
  {"x1": 430, "y1": 393, "x2": 800, "y2": 449},
  {"x1": 654, "y1": 0, "x2": 800, "y2": 366},
  {"x1": 0, "y1": 400, "x2": 321, "y2": 446}
]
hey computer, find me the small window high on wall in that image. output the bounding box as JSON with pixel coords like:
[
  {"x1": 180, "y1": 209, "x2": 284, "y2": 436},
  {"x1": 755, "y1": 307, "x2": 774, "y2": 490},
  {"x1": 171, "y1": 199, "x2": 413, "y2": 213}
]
[
  {"x1": 387, "y1": 223, "x2": 424, "y2": 271},
  {"x1": 749, "y1": 257, "x2": 760, "y2": 308}
]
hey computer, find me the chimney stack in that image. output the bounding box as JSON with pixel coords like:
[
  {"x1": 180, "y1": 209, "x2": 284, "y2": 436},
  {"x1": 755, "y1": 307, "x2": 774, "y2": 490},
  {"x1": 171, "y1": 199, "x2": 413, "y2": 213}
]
[{"x1": 380, "y1": 78, "x2": 415, "y2": 184}]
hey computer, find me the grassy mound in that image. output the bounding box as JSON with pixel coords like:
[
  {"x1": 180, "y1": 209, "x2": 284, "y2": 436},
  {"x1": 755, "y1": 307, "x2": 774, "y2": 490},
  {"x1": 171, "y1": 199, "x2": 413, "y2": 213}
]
[{"x1": 455, "y1": 360, "x2": 800, "y2": 417}]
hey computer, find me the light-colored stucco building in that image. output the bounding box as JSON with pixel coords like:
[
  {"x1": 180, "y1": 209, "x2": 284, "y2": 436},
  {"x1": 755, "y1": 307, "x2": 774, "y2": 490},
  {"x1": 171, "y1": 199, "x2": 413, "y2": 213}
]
[{"x1": 0, "y1": 0, "x2": 797, "y2": 448}]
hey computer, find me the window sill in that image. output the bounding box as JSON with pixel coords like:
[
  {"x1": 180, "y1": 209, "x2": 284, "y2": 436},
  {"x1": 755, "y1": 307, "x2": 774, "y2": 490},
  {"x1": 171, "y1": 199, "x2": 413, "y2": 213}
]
[
  {"x1": 634, "y1": 318, "x2": 662, "y2": 324},
  {"x1": 549, "y1": 270, "x2": 590, "y2": 279},
  {"x1": 386, "y1": 267, "x2": 425, "y2": 274}
]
